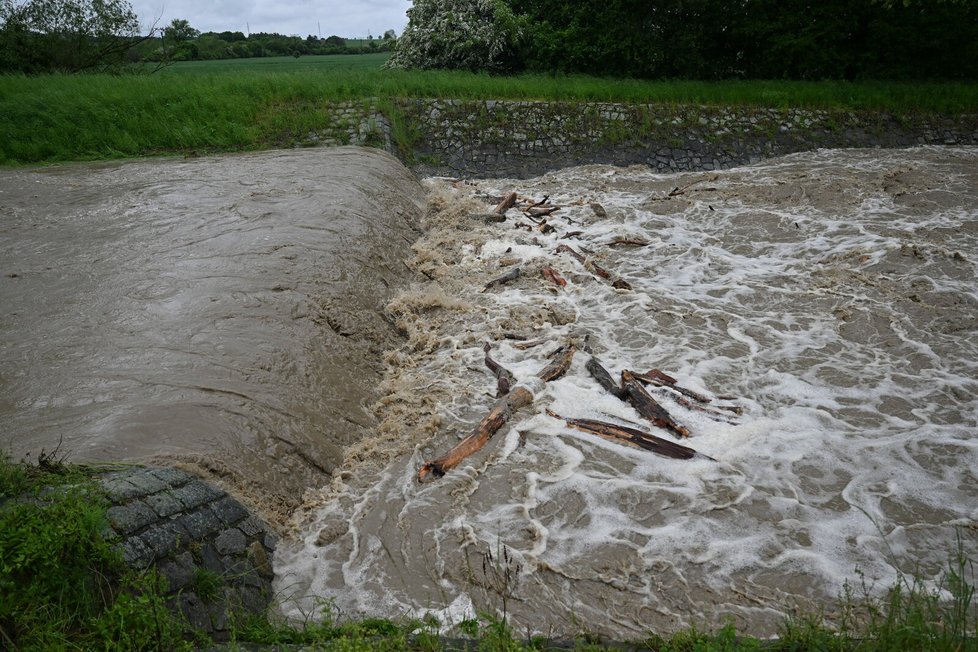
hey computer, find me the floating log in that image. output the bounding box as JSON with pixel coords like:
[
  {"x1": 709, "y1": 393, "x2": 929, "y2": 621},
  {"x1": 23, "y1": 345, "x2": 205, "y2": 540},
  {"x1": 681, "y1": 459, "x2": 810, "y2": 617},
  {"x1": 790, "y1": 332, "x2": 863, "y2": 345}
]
[
  {"x1": 484, "y1": 343, "x2": 516, "y2": 398},
  {"x1": 630, "y1": 369, "x2": 712, "y2": 404},
  {"x1": 417, "y1": 385, "x2": 534, "y2": 482},
  {"x1": 536, "y1": 343, "x2": 577, "y2": 382},
  {"x1": 585, "y1": 356, "x2": 627, "y2": 399},
  {"x1": 589, "y1": 202, "x2": 607, "y2": 219},
  {"x1": 546, "y1": 411, "x2": 711, "y2": 461},
  {"x1": 483, "y1": 267, "x2": 521, "y2": 292},
  {"x1": 528, "y1": 206, "x2": 560, "y2": 218},
  {"x1": 494, "y1": 191, "x2": 517, "y2": 214},
  {"x1": 651, "y1": 388, "x2": 739, "y2": 425},
  {"x1": 511, "y1": 338, "x2": 547, "y2": 351},
  {"x1": 621, "y1": 370, "x2": 691, "y2": 439},
  {"x1": 555, "y1": 244, "x2": 632, "y2": 290},
  {"x1": 418, "y1": 344, "x2": 577, "y2": 482},
  {"x1": 541, "y1": 266, "x2": 567, "y2": 287}
]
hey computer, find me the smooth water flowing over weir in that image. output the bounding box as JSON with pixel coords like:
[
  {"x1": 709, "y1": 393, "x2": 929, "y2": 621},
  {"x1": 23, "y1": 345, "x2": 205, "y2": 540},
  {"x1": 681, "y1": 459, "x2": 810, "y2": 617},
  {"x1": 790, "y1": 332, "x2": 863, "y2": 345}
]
[
  {"x1": 2, "y1": 146, "x2": 976, "y2": 638},
  {"x1": 0, "y1": 147, "x2": 425, "y2": 518}
]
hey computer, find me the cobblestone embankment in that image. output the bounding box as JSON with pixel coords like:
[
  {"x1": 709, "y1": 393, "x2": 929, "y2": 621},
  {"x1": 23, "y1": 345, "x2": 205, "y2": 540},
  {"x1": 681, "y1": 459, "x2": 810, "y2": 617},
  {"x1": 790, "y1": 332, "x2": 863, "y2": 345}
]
[
  {"x1": 100, "y1": 467, "x2": 276, "y2": 638},
  {"x1": 310, "y1": 99, "x2": 978, "y2": 178}
]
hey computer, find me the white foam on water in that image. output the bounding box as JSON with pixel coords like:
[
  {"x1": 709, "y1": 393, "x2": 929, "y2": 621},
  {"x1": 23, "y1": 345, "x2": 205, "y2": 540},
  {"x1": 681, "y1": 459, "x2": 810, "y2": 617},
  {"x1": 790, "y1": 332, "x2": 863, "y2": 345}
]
[{"x1": 275, "y1": 147, "x2": 978, "y2": 637}]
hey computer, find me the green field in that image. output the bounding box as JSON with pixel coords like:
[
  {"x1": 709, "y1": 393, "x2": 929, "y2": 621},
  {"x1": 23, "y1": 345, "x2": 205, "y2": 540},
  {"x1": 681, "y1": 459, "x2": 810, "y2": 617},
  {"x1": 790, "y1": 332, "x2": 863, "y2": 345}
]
[
  {"x1": 2, "y1": 55, "x2": 977, "y2": 166},
  {"x1": 156, "y1": 52, "x2": 391, "y2": 74}
]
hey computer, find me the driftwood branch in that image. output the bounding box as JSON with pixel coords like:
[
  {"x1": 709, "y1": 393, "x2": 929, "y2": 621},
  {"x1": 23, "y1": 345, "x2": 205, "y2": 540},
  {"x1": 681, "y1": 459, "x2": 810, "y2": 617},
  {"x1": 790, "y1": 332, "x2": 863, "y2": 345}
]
[
  {"x1": 483, "y1": 267, "x2": 521, "y2": 292},
  {"x1": 629, "y1": 369, "x2": 712, "y2": 404},
  {"x1": 547, "y1": 411, "x2": 712, "y2": 461},
  {"x1": 585, "y1": 356, "x2": 627, "y2": 399},
  {"x1": 541, "y1": 266, "x2": 567, "y2": 287},
  {"x1": 418, "y1": 343, "x2": 577, "y2": 482},
  {"x1": 494, "y1": 191, "x2": 517, "y2": 214},
  {"x1": 484, "y1": 343, "x2": 516, "y2": 398},
  {"x1": 621, "y1": 370, "x2": 691, "y2": 439},
  {"x1": 555, "y1": 244, "x2": 632, "y2": 290}
]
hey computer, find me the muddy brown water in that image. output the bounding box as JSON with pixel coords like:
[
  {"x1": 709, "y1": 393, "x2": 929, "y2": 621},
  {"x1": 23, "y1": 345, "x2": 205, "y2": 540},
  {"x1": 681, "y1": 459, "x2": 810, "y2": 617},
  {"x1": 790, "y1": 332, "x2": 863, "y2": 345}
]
[
  {"x1": 0, "y1": 147, "x2": 424, "y2": 519},
  {"x1": 3, "y1": 145, "x2": 977, "y2": 639}
]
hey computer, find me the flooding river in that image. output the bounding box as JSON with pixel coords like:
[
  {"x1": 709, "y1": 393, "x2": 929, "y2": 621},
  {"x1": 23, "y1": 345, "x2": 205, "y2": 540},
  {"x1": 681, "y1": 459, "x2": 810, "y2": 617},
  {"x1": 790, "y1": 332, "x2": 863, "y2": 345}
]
[{"x1": 2, "y1": 145, "x2": 976, "y2": 638}]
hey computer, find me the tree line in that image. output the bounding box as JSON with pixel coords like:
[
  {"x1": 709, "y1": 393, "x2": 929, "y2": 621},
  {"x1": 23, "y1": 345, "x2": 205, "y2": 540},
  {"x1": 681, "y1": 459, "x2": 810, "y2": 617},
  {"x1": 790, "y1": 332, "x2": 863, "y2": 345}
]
[
  {"x1": 388, "y1": 0, "x2": 978, "y2": 80},
  {"x1": 136, "y1": 28, "x2": 395, "y2": 64},
  {"x1": 0, "y1": 0, "x2": 394, "y2": 73}
]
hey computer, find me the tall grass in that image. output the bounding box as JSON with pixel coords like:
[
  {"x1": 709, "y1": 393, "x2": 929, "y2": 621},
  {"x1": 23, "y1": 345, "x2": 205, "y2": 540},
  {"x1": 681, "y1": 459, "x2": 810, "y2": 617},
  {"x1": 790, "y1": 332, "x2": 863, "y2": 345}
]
[{"x1": 2, "y1": 60, "x2": 977, "y2": 165}]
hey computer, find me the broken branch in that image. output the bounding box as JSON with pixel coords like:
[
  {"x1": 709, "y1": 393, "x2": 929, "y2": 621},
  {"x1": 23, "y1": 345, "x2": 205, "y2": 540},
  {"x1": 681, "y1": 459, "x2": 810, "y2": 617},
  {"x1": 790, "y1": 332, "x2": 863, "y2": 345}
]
[
  {"x1": 494, "y1": 191, "x2": 517, "y2": 214},
  {"x1": 547, "y1": 411, "x2": 711, "y2": 461},
  {"x1": 484, "y1": 343, "x2": 516, "y2": 398},
  {"x1": 541, "y1": 266, "x2": 567, "y2": 287},
  {"x1": 418, "y1": 344, "x2": 577, "y2": 482},
  {"x1": 483, "y1": 267, "x2": 521, "y2": 292},
  {"x1": 621, "y1": 370, "x2": 691, "y2": 439},
  {"x1": 585, "y1": 356, "x2": 627, "y2": 399}
]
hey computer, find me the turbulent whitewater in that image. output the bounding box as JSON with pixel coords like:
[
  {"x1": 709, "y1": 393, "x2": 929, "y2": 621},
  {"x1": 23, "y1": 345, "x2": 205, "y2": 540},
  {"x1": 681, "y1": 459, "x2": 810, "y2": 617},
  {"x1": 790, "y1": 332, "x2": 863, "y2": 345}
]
[{"x1": 277, "y1": 146, "x2": 978, "y2": 637}]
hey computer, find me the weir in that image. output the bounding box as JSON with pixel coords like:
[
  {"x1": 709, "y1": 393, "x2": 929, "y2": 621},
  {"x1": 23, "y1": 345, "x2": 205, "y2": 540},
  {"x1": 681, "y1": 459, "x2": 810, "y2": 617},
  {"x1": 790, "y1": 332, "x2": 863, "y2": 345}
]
[{"x1": 0, "y1": 147, "x2": 425, "y2": 522}]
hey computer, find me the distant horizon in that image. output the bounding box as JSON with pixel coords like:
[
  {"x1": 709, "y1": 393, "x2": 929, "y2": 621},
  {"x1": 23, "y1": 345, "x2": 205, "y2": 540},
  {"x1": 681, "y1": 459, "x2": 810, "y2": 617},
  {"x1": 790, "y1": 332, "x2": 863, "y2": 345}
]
[{"x1": 130, "y1": 0, "x2": 411, "y2": 41}]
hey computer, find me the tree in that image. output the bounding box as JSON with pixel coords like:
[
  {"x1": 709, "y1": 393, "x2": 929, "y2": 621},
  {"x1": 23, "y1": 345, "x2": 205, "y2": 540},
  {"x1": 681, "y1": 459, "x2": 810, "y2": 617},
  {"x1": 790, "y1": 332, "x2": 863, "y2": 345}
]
[
  {"x1": 0, "y1": 0, "x2": 148, "y2": 73},
  {"x1": 383, "y1": 28, "x2": 396, "y2": 40},
  {"x1": 163, "y1": 18, "x2": 199, "y2": 43},
  {"x1": 386, "y1": 0, "x2": 523, "y2": 72}
]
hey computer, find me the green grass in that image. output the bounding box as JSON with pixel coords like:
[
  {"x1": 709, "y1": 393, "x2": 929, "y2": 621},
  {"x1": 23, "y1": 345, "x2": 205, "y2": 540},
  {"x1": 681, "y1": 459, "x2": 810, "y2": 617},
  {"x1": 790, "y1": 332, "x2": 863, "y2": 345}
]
[
  {"x1": 1, "y1": 451, "x2": 976, "y2": 650},
  {"x1": 1, "y1": 59, "x2": 977, "y2": 166},
  {"x1": 0, "y1": 452, "x2": 188, "y2": 650},
  {"x1": 156, "y1": 52, "x2": 392, "y2": 74}
]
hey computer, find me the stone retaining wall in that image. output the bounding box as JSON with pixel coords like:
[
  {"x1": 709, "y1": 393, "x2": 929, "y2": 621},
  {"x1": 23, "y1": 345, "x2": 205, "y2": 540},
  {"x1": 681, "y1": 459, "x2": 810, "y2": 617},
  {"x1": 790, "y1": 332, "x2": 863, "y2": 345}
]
[
  {"x1": 304, "y1": 99, "x2": 978, "y2": 179},
  {"x1": 100, "y1": 467, "x2": 276, "y2": 639}
]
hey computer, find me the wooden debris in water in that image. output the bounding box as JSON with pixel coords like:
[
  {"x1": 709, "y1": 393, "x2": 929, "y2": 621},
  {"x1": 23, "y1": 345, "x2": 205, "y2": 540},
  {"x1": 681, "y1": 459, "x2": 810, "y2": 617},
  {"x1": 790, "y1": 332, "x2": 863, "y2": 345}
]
[
  {"x1": 494, "y1": 191, "x2": 518, "y2": 214},
  {"x1": 483, "y1": 267, "x2": 521, "y2": 292},
  {"x1": 621, "y1": 370, "x2": 691, "y2": 439},
  {"x1": 546, "y1": 411, "x2": 711, "y2": 461},
  {"x1": 418, "y1": 343, "x2": 577, "y2": 482},
  {"x1": 483, "y1": 343, "x2": 516, "y2": 398},
  {"x1": 541, "y1": 266, "x2": 567, "y2": 287}
]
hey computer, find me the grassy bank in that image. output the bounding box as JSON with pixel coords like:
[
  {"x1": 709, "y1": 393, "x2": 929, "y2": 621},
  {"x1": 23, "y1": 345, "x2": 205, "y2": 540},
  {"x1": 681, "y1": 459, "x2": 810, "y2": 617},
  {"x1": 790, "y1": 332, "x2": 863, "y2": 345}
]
[
  {"x1": 2, "y1": 454, "x2": 976, "y2": 650},
  {"x1": 1, "y1": 58, "x2": 977, "y2": 165}
]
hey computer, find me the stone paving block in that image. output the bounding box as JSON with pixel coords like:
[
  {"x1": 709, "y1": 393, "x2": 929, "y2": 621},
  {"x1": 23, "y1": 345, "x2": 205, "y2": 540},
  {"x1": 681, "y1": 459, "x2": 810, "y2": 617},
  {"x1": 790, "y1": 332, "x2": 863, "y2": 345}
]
[
  {"x1": 140, "y1": 520, "x2": 188, "y2": 559},
  {"x1": 120, "y1": 535, "x2": 154, "y2": 569},
  {"x1": 148, "y1": 467, "x2": 195, "y2": 486},
  {"x1": 210, "y1": 495, "x2": 249, "y2": 526},
  {"x1": 178, "y1": 592, "x2": 210, "y2": 632},
  {"x1": 200, "y1": 542, "x2": 224, "y2": 575},
  {"x1": 177, "y1": 506, "x2": 224, "y2": 539},
  {"x1": 214, "y1": 527, "x2": 248, "y2": 556},
  {"x1": 106, "y1": 500, "x2": 158, "y2": 536},
  {"x1": 159, "y1": 551, "x2": 196, "y2": 591},
  {"x1": 124, "y1": 468, "x2": 169, "y2": 495},
  {"x1": 236, "y1": 514, "x2": 265, "y2": 537},
  {"x1": 171, "y1": 480, "x2": 225, "y2": 510},
  {"x1": 100, "y1": 475, "x2": 143, "y2": 501},
  {"x1": 144, "y1": 490, "x2": 184, "y2": 518}
]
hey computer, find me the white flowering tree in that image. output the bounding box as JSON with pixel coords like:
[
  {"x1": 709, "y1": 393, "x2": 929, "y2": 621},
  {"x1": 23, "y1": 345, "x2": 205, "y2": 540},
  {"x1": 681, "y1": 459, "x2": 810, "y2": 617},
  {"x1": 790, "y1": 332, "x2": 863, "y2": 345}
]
[{"x1": 386, "y1": 0, "x2": 523, "y2": 72}]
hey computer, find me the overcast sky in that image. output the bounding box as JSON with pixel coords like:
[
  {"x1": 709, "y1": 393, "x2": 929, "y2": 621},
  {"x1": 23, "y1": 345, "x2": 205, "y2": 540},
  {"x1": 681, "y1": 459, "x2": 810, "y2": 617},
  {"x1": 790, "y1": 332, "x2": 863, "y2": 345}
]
[{"x1": 130, "y1": 0, "x2": 412, "y2": 39}]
